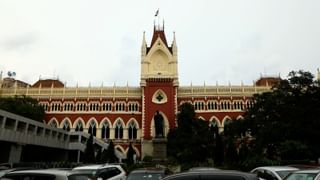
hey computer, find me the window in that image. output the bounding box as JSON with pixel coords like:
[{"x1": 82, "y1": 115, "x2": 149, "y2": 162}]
[
  {"x1": 101, "y1": 102, "x2": 112, "y2": 111},
  {"x1": 88, "y1": 120, "x2": 97, "y2": 136},
  {"x1": 101, "y1": 122, "x2": 110, "y2": 139},
  {"x1": 62, "y1": 121, "x2": 71, "y2": 131},
  {"x1": 89, "y1": 102, "x2": 99, "y2": 111},
  {"x1": 128, "y1": 121, "x2": 137, "y2": 139},
  {"x1": 194, "y1": 101, "x2": 205, "y2": 111},
  {"x1": 63, "y1": 102, "x2": 74, "y2": 111},
  {"x1": 75, "y1": 121, "x2": 84, "y2": 132},
  {"x1": 115, "y1": 120, "x2": 123, "y2": 139},
  {"x1": 49, "y1": 120, "x2": 58, "y2": 128}
]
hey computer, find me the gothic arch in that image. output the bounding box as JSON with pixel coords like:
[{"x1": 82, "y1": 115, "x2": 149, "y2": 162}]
[
  {"x1": 236, "y1": 115, "x2": 244, "y2": 120},
  {"x1": 86, "y1": 118, "x2": 98, "y2": 129},
  {"x1": 115, "y1": 145, "x2": 125, "y2": 154},
  {"x1": 113, "y1": 118, "x2": 125, "y2": 128},
  {"x1": 48, "y1": 118, "x2": 59, "y2": 128},
  {"x1": 222, "y1": 116, "x2": 233, "y2": 127},
  {"x1": 73, "y1": 118, "x2": 85, "y2": 129},
  {"x1": 60, "y1": 118, "x2": 72, "y2": 129},
  {"x1": 209, "y1": 116, "x2": 221, "y2": 127},
  {"x1": 99, "y1": 118, "x2": 112, "y2": 128},
  {"x1": 125, "y1": 145, "x2": 141, "y2": 158},
  {"x1": 198, "y1": 116, "x2": 205, "y2": 121},
  {"x1": 126, "y1": 118, "x2": 140, "y2": 129},
  {"x1": 150, "y1": 111, "x2": 169, "y2": 138}
]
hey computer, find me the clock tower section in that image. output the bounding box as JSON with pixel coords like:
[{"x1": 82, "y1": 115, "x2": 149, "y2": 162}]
[{"x1": 140, "y1": 24, "x2": 179, "y2": 158}]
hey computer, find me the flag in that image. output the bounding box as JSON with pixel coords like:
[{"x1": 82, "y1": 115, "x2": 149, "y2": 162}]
[{"x1": 155, "y1": 9, "x2": 159, "y2": 16}]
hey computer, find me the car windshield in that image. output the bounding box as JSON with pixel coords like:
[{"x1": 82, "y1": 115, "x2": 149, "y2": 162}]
[
  {"x1": 71, "y1": 169, "x2": 97, "y2": 176},
  {"x1": 127, "y1": 173, "x2": 164, "y2": 180},
  {"x1": 285, "y1": 173, "x2": 318, "y2": 180},
  {"x1": 276, "y1": 170, "x2": 297, "y2": 179}
]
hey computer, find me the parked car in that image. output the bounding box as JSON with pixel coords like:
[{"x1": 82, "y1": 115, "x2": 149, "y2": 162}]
[
  {"x1": 251, "y1": 166, "x2": 299, "y2": 180},
  {"x1": 188, "y1": 167, "x2": 220, "y2": 171},
  {"x1": 1, "y1": 169, "x2": 81, "y2": 180},
  {"x1": 0, "y1": 167, "x2": 38, "y2": 178},
  {"x1": 162, "y1": 170, "x2": 259, "y2": 180},
  {"x1": 72, "y1": 164, "x2": 127, "y2": 180},
  {"x1": 284, "y1": 169, "x2": 320, "y2": 180},
  {"x1": 127, "y1": 168, "x2": 170, "y2": 180}
]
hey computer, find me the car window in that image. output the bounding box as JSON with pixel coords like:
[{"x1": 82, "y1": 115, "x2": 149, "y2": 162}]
[
  {"x1": 257, "y1": 171, "x2": 277, "y2": 180},
  {"x1": 97, "y1": 167, "x2": 121, "y2": 180},
  {"x1": 276, "y1": 170, "x2": 296, "y2": 179},
  {"x1": 285, "y1": 173, "x2": 318, "y2": 180}
]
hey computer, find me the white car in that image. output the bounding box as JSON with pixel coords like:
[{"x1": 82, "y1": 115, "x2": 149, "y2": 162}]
[
  {"x1": 72, "y1": 164, "x2": 127, "y2": 180},
  {"x1": 251, "y1": 166, "x2": 299, "y2": 180},
  {"x1": 1, "y1": 169, "x2": 84, "y2": 180},
  {"x1": 284, "y1": 169, "x2": 320, "y2": 180}
]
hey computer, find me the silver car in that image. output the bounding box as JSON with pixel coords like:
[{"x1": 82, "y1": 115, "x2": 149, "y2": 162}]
[
  {"x1": 1, "y1": 169, "x2": 89, "y2": 180},
  {"x1": 251, "y1": 166, "x2": 299, "y2": 180},
  {"x1": 284, "y1": 169, "x2": 320, "y2": 180}
]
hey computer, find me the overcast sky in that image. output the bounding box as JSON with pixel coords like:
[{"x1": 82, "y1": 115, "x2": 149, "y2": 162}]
[{"x1": 1, "y1": 0, "x2": 319, "y2": 87}]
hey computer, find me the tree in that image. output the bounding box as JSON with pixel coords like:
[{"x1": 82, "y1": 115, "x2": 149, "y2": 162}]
[
  {"x1": 83, "y1": 134, "x2": 95, "y2": 163},
  {"x1": 0, "y1": 95, "x2": 45, "y2": 122},
  {"x1": 242, "y1": 70, "x2": 320, "y2": 161},
  {"x1": 101, "y1": 140, "x2": 118, "y2": 163},
  {"x1": 126, "y1": 143, "x2": 135, "y2": 165},
  {"x1": 167, "y1": 102, "x2": 210, "y2": 168}
]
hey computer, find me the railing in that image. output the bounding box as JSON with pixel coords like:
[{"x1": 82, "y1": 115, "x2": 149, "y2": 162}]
[
  {"x1": 178, "y1": 85, "x2": 271, "y2": 97},
  {"x1": 0, "y1": 110, "x2": 124, "y2": 159},
  {"x1": 0, "y1": 86, "x2": 142, "y2": 99}
]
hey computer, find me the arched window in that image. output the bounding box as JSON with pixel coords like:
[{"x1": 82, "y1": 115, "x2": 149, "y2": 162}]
[
  {"x1": 49, "y1": 120, "x2": 58, "y2": 128},
  {"x1": 62, "y1": 121, "x2": 71, "y2": 131},
  {"x1": 114, "y1": 120, "x2": 123, "y2": 139},
  {"x1": 75, "y1": 121, "x2": 84, "y2": 132},
  {"x1": 128, "y1": 121, "x2": 137, "y2": 139},
  {"x1": 101, "y1": 121, "x2": 110, "y2": 139},
  {"x1": 88, "y1": 120, "x2": 97, "y2": 136}
]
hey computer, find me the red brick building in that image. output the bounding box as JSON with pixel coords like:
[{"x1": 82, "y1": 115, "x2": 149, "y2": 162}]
[{"x1": 0, "y1": 24, "x2": 276, "y2": 160}]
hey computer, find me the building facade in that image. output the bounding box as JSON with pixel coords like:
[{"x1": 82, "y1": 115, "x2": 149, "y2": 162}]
[{"x1": 0, "y1": 24, "x2": 277, "y2": 160}]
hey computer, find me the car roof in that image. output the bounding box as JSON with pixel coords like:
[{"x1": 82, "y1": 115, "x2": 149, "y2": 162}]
[
  {"x1": 72, "y1": 164, "x2": 123, "y2": 171},
  {"x1": 5, "y1": 169, "x2": 70, "y2": 176},
  {"x1": 163, "y1": 170, "x2": 258, "y2": 179},
  {"x1": 252, "y1": 166, "x2": 299, "y2": 171},
  {"x1": 189, "y1": 167, "x2": 220, "y2": 171},
  {"x1": 291, "y1": 169, "x2": 320, "y2": 173},
  {"x1": 72, "y1": 164, "x2": 104, "y2": 170},
  {"x1": 129, "y1": 168, "x2": 166, "y2": 173}
]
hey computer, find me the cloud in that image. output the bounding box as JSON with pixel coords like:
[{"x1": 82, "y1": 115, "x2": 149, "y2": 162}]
[{"x1": 1, "y1": 32, "x2": 38, "y2": 52}]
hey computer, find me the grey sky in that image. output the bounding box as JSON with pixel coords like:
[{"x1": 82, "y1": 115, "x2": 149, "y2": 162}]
[{"x1": 1, "y1": 0, "x2": 319, "y2": 87}]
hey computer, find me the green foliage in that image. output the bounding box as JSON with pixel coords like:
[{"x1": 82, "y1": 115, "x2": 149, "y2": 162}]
[
  {"x1": 127, "y1": 143, "x2": 135, "y2": 165},
  {"x1": 279, "y1": 140, "x2": 311, "y2": 161},
  {"x1": 142, "y1": 155, "x2": 153, "y2": 162},
  {"x1": 242, "y1": 70, "x2": 320, "y2": 161},
  {"x1": 101, "y1": 140, "x2": 117, "y2": 163},
  {"x1": 83, "y1": 134, "x2": 95, "y2": 163},
  {"x1": 0, "y1": 95, "x2": 45, "y2": 122},
  {"x1": 167, "y1": 102, "x2": 210, "y2": 167},
  {"x1": 95, "y1": 148, "x2": 102, "y2": 163}
]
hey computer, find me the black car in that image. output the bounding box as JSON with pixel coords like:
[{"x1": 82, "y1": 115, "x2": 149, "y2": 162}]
[
  {"x1": 127, "y1": 168, "x2": 170, "y2": 180},
  {"x1": 162, "y1": 170, "x2": 259, "y2": 180}
]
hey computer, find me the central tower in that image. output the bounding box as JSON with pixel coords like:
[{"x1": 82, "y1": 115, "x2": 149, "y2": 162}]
[{"x1": 140, "y1": 23, "x2": 179, "y2": 159}]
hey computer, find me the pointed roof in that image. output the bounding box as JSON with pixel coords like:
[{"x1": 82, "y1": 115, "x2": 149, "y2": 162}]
[
  {"x1": 147, "y1": 25, "x2": 172, "y2": 54},
  {"x1": 32, "y1": 79, "x2": 64, "y2": 88},
  {"x1": 150, "y1": 26, "x2": 168, "y2": 47}
]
